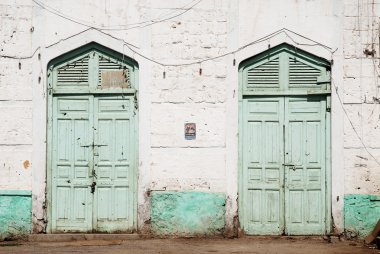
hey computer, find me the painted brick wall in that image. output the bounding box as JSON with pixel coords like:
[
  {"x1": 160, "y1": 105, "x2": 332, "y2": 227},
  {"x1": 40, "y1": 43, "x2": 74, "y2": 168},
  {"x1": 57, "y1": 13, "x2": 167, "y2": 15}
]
[
  {"x1": 342, "y1": 0, "x2": 380, "y2": 238},
  {"x1": 0, "y1": 0, "x2": 33, "y2": 191},
  {"x1": 0, "y1": 0, "x2": 378, "y2": 237},
  {"x1": 343, "y1": 0, "x2": 380, "y2": 194}
]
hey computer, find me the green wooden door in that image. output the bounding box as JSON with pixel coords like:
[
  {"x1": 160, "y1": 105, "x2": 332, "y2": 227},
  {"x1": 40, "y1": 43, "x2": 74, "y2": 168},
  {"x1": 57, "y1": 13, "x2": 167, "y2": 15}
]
[
  {"x1": 51, "y1": 95, "x2": 135, "y2": 232},
  {"x1": 242, "y1": 95, "x2": 327, "y2": 235},
  {"x1": 49, "y1": 44, "x2": 138, "y2": 233}
]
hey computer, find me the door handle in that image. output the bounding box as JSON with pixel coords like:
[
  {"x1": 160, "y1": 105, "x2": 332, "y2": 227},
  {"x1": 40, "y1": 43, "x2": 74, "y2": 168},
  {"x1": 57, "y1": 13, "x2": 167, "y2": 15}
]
[
  {"x1": 80, "y1": 144, "x2": 108, "y2": 148},
  {"x1": 283, "y1": 164, "x2": 296, "y2": 171}
]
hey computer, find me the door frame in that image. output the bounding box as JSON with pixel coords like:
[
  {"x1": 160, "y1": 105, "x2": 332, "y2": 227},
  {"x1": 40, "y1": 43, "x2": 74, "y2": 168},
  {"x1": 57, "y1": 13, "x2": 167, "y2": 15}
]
[
  {"x1": 238, "y1": 44, "x2": 332, "y2": 235},
  {"x1": 46, "y1": 43, "x2": 139, "y2": 233}
]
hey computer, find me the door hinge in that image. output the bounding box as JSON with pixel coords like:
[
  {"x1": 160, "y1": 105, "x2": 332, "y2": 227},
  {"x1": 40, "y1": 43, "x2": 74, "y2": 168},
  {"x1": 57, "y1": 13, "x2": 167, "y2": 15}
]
[
  {"x1": 90, "y1": 182, "x2": 96, "y2": 194},
  {"x1": 134, "y1": 92, "x2": 138, "y2": 114},
  {"x1": 326, "y1": 96, "x2": 331, "y2": 112}
]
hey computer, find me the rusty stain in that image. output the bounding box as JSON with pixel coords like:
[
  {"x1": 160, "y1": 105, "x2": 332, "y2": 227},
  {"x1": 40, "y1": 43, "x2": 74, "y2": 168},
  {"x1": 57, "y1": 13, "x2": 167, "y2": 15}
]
[{"x1": 23, "y1": 160, "x2": 30, "y2": 169}]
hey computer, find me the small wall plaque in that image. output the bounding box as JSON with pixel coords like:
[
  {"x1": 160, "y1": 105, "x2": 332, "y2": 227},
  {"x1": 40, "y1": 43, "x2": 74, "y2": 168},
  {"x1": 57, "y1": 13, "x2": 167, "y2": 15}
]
[
  {"x1": 101, "y1": 70, "x2": 129, "y2": 88},
  {"x1": 185, "y1": 123, "x2": 196, "y2": 140}
]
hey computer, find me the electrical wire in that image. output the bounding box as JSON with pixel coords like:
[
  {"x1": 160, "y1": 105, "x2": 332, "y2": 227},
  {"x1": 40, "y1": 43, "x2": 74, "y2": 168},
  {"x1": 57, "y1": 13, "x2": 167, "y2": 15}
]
[
  {"x1": 44, "y1": 28, "x2": 139, "y2": 49},
  {"x1": 32, "y1": 0, "x2": 202, "y2": 31},
  {"x1": 1, "y1": 27, "x2": 335, "y2": 68},
  {"x1": 134, "y1": 0, "x2": 202, "y2": 30},
  {"x1": 3, "y1": 16, "x2": 376, "y2": 167},
  {"x1": 0, "y1": 47, "x2": 40, "y2": 59},
  {"x1": 2, "y1": 0, "x2": 379, "y2": 167},
  {"x1": 123, "y1": 28, "x2": 335, "y2": 67},
  {"x1": 31, "y1": 0, "x2": 335, "y2": 66},
  {"x1": 331, "y1": 78, "x2": 380, "y2": 166}
]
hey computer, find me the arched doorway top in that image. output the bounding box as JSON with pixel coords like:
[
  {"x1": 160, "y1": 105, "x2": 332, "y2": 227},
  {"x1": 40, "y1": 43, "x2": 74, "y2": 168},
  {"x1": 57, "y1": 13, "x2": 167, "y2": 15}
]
[
  {"x1": 239, "y1": 43, "x2": 331, "y2": 95},
  {"x1": 48, "y1": 42, "x2": 138, "y2": 94}
]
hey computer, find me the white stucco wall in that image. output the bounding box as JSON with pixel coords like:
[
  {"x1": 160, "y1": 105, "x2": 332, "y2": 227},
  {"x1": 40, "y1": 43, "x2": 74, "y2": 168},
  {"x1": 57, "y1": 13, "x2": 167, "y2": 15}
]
[
  {"x1": 342, "y1": 0, "x2": 380, "y2": 196},
  {"x1": 0, "y1": 0, "x2": 33, "y2": 190},
  {"x1": 1, "y1": 0, "x2": 379, "y2": 235}
]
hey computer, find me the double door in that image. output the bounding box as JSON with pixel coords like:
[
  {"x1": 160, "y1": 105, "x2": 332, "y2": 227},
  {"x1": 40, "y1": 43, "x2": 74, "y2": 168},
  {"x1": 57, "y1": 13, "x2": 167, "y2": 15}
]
[
  {"x1": 241, "y1": 95, "x2": 328, "y2": 235},
  {"x1": 50, "y1": 94, "x2": 135, "y2": 232}
]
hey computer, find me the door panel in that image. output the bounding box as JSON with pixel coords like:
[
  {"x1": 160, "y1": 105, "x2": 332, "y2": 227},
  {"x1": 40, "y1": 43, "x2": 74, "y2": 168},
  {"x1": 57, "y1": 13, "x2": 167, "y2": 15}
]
[
  {"x1": 243, "y1": 97, "x2": 284, "y2": 235},
  {"x1": 242, "y1": 96, "x2": 327, "y2": 235},
  {"x1": 93, "y1": 96, "x2": 134, "y2": 232},
  {"x1": 284, "y1": 96, "x2": 326, "y2": 234},
  {"x1": 51, "y1": 96, "x2": 93, "y2": 232}
]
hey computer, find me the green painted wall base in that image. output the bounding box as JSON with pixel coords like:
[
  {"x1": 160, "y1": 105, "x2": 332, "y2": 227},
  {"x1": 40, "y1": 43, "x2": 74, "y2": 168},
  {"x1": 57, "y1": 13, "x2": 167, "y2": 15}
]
[
  {"x1": 344, "y1": 194, "x2": 380, "y2": 238},
  {"x1": 151, "y1": 191, "x2": 226, "y2": 236},
  {"x1": 0, "y1": 190, "x2": 32, "y2": 240}
]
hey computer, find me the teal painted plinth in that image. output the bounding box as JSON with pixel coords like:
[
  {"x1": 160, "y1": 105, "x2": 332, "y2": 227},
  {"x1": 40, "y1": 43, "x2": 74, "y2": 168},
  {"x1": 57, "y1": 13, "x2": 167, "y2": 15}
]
[
  {"x1": 151, "y1": 192, "x2": 226, "y2": 236},
  {"x1": 0, "y1": 191, "x2": 32, "y2": 240},
  {"x1": 344, "y1": 194, "x2": 380, "y2": 238}
]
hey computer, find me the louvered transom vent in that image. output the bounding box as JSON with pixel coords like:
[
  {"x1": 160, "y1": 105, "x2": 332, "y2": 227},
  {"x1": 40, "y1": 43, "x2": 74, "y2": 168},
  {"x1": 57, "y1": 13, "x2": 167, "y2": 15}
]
[
  {"x1": 57, "y1": 56, "x2": 89, "y2": 84},
  {"x1": 247, "y1": 58, "x2": 280, "y2": 87},
  {"x1": 289, "y1": 58, "x2": 321, "y2": 86},
  {"x1": 99, "y1": 56, "x2": 130, "y2": 88}
]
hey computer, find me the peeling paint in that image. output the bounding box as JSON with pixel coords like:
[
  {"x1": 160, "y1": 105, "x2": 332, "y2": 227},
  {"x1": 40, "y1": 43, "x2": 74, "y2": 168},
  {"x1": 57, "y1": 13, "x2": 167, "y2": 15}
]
[
  {"x1": 344, "y1": 194, "x2": 380, "y2": 238},
  {"x1": 151, "y1": 192, "x2": 226, "y2": 236},
  {"x1": 0, "y1": 191, "x2": 32, "y2": 240}
]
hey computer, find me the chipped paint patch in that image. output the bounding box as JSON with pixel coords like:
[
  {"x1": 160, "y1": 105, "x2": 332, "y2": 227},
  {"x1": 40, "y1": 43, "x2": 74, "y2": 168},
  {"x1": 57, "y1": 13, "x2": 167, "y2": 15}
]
[
  {"x1": 150, "y1": 191, "x2": 225, "y2": 236},
  {"x1": 0, "y1": 190, "x2": 32, "y2": 240},
  {"x1": 344, "y1": 194, "x2": 380, "y2": 238}
]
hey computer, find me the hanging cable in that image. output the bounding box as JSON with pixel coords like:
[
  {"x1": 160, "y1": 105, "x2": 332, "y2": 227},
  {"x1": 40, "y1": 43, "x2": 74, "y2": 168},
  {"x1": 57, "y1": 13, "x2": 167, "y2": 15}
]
[
  {"x1": 331, "y1": 78, "x2": 380, "y2": 166},
  {"x1": 2, "y1": 28, "x2": 336, "y2": 70},
  {"x1": 0, "y1": 47, "x2": 41, "y2": 59},
  {"x1": 122, "y1": 28, "x2": 336, "y2": 68},
  {"x1": 32, "y1": 0, "x2": 202, "y2": 31}
]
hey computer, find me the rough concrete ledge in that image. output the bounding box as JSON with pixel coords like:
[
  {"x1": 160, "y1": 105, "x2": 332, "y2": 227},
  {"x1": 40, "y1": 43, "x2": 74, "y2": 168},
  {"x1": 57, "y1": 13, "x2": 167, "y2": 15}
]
[{"x1": 27, "y1": 234, "x2": 141, "y2": 242}]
